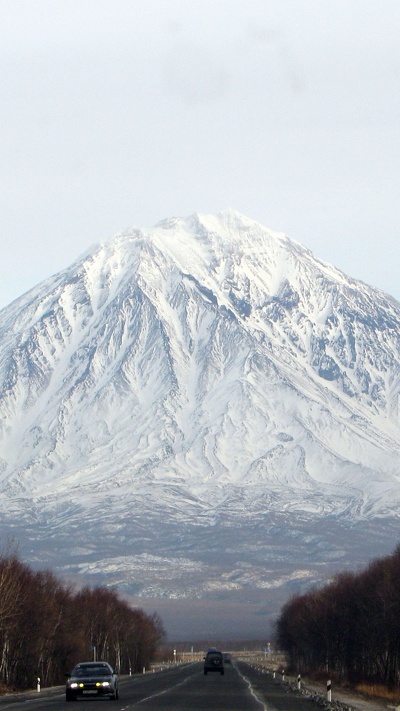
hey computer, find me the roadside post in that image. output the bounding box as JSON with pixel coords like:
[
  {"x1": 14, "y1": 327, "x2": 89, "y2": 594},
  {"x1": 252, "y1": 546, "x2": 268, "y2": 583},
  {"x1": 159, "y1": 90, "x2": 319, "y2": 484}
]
[{"x1": 327, "y1": 679, "x2": 332, "y2": 702}]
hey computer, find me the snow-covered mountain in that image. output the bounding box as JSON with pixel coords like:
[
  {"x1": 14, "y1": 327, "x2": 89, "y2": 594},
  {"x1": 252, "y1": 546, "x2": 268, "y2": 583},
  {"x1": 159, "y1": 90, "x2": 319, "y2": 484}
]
[{"x1": 1, "y1": 209, "x2": 400, "y2": 639}]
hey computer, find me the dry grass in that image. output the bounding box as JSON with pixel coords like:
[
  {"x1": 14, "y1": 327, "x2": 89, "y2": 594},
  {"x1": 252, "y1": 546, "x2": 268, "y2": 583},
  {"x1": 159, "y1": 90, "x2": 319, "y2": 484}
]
[
  {"x1": 0, "y1": 682, "x2": 12, "y2": 695},
  {"x1": 354, "y1": 682, "x2": 400, "y2": 704}
]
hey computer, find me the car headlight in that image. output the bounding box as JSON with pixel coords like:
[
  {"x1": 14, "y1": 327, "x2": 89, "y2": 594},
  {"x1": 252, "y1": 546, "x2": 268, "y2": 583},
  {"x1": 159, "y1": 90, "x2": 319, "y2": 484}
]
[{"x1": 69, "y1": 683, "x2": 78, "y2": 689}]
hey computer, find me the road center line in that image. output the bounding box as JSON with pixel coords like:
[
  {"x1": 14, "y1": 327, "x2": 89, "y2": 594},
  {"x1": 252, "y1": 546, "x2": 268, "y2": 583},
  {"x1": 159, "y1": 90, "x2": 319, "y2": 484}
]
[{"x1": 134, "y1": 673, "x2": 192, "y2": 704}]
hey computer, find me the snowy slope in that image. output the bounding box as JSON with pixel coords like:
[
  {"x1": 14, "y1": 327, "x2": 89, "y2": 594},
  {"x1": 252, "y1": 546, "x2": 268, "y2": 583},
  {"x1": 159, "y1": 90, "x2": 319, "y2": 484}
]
[{"x1": 0, "y1": 209, "x2": 399, "y2": 636}]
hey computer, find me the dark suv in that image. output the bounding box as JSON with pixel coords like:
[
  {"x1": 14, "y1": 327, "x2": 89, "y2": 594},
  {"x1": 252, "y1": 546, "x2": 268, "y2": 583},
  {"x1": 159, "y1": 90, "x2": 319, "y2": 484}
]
[{"x1": 204, "y1": 649, "x2": 224, "y2": 675}]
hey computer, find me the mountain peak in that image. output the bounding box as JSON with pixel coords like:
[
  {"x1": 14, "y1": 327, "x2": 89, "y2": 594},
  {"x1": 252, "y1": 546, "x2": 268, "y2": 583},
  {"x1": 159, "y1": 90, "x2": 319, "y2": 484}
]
[{"x1": 156, "y1": 207, "x2": 253, "y2": 231}]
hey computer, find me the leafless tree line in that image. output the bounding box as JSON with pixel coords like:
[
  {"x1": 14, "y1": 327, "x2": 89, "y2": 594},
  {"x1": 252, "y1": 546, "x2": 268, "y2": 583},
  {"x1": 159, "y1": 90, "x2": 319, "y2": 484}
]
[
  {"x1": 0, "y1": 550, "x2": 165, "y2": 690},
  {"x1": 276, "y1": 544, "x2": 400, "y2": 687}
]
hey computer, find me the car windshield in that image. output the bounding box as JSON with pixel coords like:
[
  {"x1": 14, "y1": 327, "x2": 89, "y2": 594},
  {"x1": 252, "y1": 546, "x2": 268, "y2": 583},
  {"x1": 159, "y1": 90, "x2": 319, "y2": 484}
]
[{"x1": 73, "y1": 665, "x2": 111, "y2": 677}]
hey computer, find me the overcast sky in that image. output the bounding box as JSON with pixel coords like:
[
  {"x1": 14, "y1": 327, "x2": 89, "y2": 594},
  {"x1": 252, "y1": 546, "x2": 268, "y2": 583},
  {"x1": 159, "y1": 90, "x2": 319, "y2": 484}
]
[{"x1": 1, "y1": 0, "x2": 399, "y2": 309}]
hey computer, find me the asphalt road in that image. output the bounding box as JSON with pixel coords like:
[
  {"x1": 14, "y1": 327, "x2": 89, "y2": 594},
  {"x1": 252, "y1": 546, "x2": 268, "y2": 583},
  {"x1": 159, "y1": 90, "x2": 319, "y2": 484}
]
[{"x1": 0, "y1": 661, "x2": 326, "y2": 711}]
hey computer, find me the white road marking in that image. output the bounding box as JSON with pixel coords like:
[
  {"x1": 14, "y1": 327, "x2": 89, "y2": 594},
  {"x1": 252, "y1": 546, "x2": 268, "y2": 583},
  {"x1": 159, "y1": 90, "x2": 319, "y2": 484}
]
[
  {"x1": 235, "y1": 666, "x2": 269, "y2": 710},
  {"x1": 134, "y1": 674, "x2": 191, "y2": 704}
]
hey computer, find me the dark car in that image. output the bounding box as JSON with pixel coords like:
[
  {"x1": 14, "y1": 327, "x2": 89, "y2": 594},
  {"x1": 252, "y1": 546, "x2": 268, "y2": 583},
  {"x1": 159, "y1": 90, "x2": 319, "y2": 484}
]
[
  {"x1": 204, "y1": 649, "x2": 224, "y2": 675},
  {"x1": 65, "y1": 661, "x2": 119, "y2": 701}
]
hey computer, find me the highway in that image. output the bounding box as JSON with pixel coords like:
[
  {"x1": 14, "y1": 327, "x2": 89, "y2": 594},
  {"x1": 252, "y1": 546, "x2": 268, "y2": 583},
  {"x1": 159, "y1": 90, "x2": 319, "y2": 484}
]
[{"x1": 0, "y1": 661, "x2": 320, "y2": 710}]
